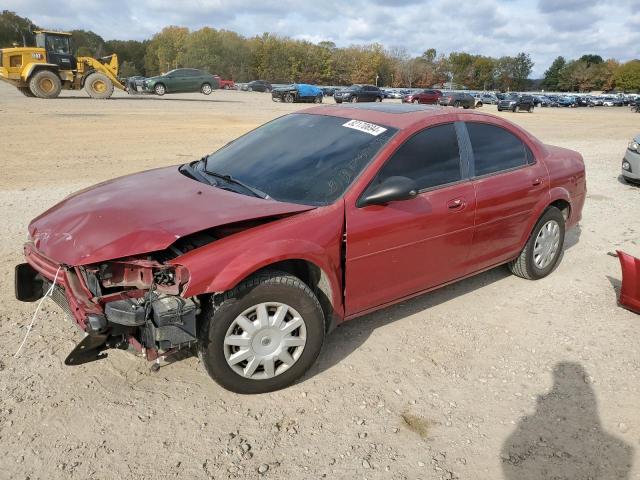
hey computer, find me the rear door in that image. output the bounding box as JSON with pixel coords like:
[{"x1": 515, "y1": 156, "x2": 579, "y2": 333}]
[
  {"x1": 345, "y1": 122, "x2": 476, "y2": 315},
  {"x1": 463, "y1": 121, "x2": 549, "y2": 271}
]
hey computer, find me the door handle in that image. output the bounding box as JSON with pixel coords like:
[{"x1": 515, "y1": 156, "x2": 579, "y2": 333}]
[
  {"x1": 447, "y1": 198, "x2": 465, "y2": 210},
  {"x1": 532, "y1": 177, "x2": 544, "y2": 186}
]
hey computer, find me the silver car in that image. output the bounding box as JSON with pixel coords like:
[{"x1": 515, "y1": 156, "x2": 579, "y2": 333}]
[{"x1": 622, "y1": 134, "x2": 640, "y2": 184}]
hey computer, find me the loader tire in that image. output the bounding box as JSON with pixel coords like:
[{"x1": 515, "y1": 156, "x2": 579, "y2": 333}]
[
  {"x1": 29, "y1": 70, "x2": 62, "y2": 99},
  {"x1": 18, "y1": 87, "x2": 35, "y2": 97},
  {"x1": 84, "y1": 72, "x2": 114, "y2": 99}
]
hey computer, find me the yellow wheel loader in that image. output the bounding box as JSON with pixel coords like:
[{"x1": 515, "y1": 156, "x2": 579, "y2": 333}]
[{"x1": 0, "y1": 30, "x2": 125, "y2": 99}]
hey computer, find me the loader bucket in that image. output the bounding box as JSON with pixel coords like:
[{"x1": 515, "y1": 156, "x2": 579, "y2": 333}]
[{"x1": 617, "y1": 250, "x2": 640, "y2": 314}]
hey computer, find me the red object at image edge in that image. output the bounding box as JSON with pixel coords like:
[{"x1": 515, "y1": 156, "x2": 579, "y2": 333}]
[{"x1": 617, "y1": 250, "x2": 640, "y2": 314}]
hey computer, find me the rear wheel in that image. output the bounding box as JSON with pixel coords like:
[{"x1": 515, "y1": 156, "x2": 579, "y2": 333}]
[
  {"x1": 314, "y1": 95, "x2": 322, "y2": 103},
  {"x1": 351, "y1": 96, "x2": 358, "y2": 103},
  {"x1": 201, "y1": 83, "x2": 213, "y2": 95},
  {"x1": 508, "y1": 207, "x2": 565, "y2": 280},
  {"x1": 29, "y1": 70, "x2": 62, "y2": 99},
  {"x1": 84, "y1": 72, "x2": 114, "y2": 99},
  {"x1": 375, "y1": 96, "x2": 382, "y2": 102},
  {"x1": 198, "y1": 271, "x2": 325, "y2": 394},
  {"x1": 18, "y1": 87, "x2": 35, "y2": 97}
]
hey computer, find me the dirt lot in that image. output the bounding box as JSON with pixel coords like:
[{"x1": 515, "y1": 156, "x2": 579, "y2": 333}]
[{"x1": 0, "y1": 83, "x2": 639, "y2": 480}]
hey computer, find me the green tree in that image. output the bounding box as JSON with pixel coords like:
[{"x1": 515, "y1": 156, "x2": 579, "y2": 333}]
[
  {"x1": 0, "y1": 10, "x2": 37, "y2": 47},
  {"x1": 614, "y1": 60, "x2": 640, "y2": 92},
  {"x1": 542, "y1": 56, "x2": 566, "y2": 90}
]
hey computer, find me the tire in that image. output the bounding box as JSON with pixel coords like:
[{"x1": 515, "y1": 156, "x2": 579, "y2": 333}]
[
  {"x1": 463, "y1": 104, "x2": 470, "y2": 109},
  {"x1": 335, "y1": 99, "x2": 342, "y2": 104},
  {"x1": 497, "y1": 108, "x2": 502, "y2": 112},
  {"x1": 314, "y1": 95, "x2": 322, "y2": 103},
  {"x1": 84, "y1": 72, "x2": 114, "y2": 99},
  {"x1": 476, "y1": 102, "x2": 483, "y2": 108},
  {"x1": 351, "y1": 96, "x2": 358, "y2": 103},
  {"x1": 223, "y1": 84, "x2": 230, "y2": 90},
  {"x1": 454, "y1": 101, "x2": 460, "y2": 108},
  {"x1": 198, "y1": 271, "x2": 325, "y2": 394},
  {"x1": 284, "y1": 93, "x2": 294, "y2": 103},
  {"x1": 18, "y1": 87, "x2": 35, "y2": 97},
  {"x1": 29, "y1": 70, "x2": 62, "y2": 99},
  {"x1": 528, "y1": 106, "x2": 534, "y2": 113},
  {"x1": 508, "y1": 207, "x2": 565, "y2": 280},
  {"x1": 375, "y1": 96, "x2": 382, "y2": 102},
  {"x1": 201, "y1": 83, "x2": 212, "y2": 95},
  {"x1": 412, "y1": 99, "x2": 418, "y2": 104},
  {"x1": 247, "y1": 87, "x2": 253, "y2": 92},
  {"x1": 154, "y1": 83, "x2": 166, "y2": 96}
]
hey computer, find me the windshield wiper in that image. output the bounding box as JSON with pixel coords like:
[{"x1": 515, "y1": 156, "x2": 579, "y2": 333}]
[
  {"x1": 207, "y1": 171, "x2": 270, "y2": 199},
  {"x1": 180, "y1": 162, "x2": 216, "y2": 186}
]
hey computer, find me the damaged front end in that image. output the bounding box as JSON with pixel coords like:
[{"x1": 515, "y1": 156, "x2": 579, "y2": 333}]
[{"x1": 16, "y1": 242, "x2": 198, "y2": 365}]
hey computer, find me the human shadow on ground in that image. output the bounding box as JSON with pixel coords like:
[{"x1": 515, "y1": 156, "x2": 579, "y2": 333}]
[{"x1": 501, "y1": 361, "x2": 633, "y2": 480}]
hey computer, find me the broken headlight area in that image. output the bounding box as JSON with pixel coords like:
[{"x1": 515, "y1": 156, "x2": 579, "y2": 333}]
[{"x1": 68, "y1": 258, "x2": 199, "y2": 365}]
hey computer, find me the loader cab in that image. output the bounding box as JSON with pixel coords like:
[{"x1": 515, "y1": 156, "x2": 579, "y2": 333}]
[{"x1": 35, "y1": 31, "x2": 77, "y2": 71}]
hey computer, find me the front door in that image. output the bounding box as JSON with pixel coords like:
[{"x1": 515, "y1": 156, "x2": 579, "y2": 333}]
[{"x1": 345, "y1": 122, "x2": 476, "y2": 315}]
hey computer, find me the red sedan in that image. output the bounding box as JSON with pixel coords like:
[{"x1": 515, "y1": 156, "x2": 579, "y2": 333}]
[
  {"x1": 15, "y1": 104, "x2": 586, "y2": 393},
  {"x1": 402, "y1": 89, "x2": 442, "y2": 104}
]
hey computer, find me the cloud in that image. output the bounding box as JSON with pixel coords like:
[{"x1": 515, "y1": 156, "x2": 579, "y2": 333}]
[{"x1": 3, "y1": 0, "x2": 638, "y2": 77}]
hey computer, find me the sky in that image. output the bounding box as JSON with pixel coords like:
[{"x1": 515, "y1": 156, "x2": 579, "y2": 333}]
[{"x1": 5, "y1": 0, "x2": 640, "y2": 77}]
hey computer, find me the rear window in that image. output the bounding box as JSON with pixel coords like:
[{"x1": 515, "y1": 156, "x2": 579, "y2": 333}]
[{"x1": 466, "y1": 123, "x2": 530, "y2": 176}]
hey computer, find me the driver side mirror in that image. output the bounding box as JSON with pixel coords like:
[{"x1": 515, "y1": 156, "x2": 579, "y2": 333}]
[{"x1": 358, "y1": 176, "x2": 419, "y2": 208}]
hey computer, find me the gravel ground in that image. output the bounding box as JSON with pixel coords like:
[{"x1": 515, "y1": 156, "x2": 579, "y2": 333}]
[{"x1": 0, "y1": 83, "x2": 639, "y2": 480}]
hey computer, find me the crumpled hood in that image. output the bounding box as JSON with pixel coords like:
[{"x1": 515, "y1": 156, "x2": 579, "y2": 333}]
[{"x1": 29, "y1": 166, "x2": 314, "y2": 266}]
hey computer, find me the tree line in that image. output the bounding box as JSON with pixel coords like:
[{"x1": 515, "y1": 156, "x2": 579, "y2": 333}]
[{"x1": 2, "y1": 10, "x2": 639, "y2": 91}]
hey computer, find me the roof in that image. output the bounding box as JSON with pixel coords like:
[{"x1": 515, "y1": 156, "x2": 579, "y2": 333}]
[
  {"x1": 34, "y1": 30, "x2": 72, "y2": 36},
  {"x1": 302, "y1": 103, "x2": 456, "y2": 129}
]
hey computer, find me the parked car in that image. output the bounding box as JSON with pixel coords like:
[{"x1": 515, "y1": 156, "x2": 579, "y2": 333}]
[
  {"x1": 215, "y1": 77, "x2": 235, "y2": 90},
  {"x1": 272, "y1": 84, "x2": 323, "y2": 103},
  {"x1": 557, "y1": 96, "x2": 577, "y2": 108},
  {"x1": 321, "y1": 87, "x2": 336, "y2": 97},
  {"x1": 243, "y1": 80, "x2": 272, "y2": 92},
  {"x1": 478, "y1": 93, "x2": 499, "y2": 105},
  {"x1": 334, "y1": 84, "x2": 384, "y2": 103},
  {"x1": 402, "y1": 89, "x2": 442, "y2": 104},
  {"x1": 15, "y1": 104, "x2": 586, "y2": 394},
  {"x1": 622, "y1": 134, "x2": 640, "y2": 185},
  {"x1": 143, "y1": 68, "x2": 220, "y2": 96},
  {"x1": 534, "y1": 96, "x2": 552, "y2": 107},
  {"x1": 497, "y1": 94, "x2": 535, "y2": 112},
  {"x1": 603, "y1": 97, "x2": 624, "y2": 107},
  {"x1": 387, "y1": 89, "x2": 404, "y2": 99},
  {"x1": 438, "y1": 92, "x2": 475, "y2": 108}
]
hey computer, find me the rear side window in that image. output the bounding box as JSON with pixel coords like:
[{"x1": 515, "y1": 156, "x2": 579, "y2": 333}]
[
  {"x1": 374, "y1": 123, "x2": 462, "y2": 190},
  {"x1": 466, "y1": 123, "x2": 530, "y2": 176}
]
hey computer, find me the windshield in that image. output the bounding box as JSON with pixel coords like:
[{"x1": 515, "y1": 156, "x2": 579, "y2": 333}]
[{"x1": 195, "y1": 113, "x2": 397, "y2": 205}]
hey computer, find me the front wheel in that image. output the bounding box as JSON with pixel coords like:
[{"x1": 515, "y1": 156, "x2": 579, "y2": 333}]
[
  {"x1": 198, "y1": 272, "x2": 325, "y2": 394},
  {"x1": 350, "y1": 96, "x2": 358, "y2": 103},
  {"x1": 201, "y1": 83, "x2": 212, "y2": 95},
  {"x1": 154, "y1": 83, "x2": 166, "y2": 96},
  {"x1": 84, "y1": 72, "x2": 114, "y2": 99},
  {"x1": 284, "y1": 93, "x2": 294, "y2": 103},
  {"x1": 508, "y1": 207, "x2": 565, "y2": 280}
]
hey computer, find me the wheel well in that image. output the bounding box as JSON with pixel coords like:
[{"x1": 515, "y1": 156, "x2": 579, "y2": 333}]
[
  {"x1": 254, "y1": 260, "x2": 336, "y2": 331},
  {"x1": 28, "y1": 65, "x2": 59, "y2": 80},
  {"x1": 549, "y1": 199, "x2": 571, "y2": 221}
]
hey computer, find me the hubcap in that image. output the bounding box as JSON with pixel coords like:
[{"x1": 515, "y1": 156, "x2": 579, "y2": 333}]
[
  {"x1": 533, "y1": 220, "x2": 560, "y2": 269},
  {"x1": 40, "y1": 78, "x2": 54, "y2": 93},
  {"x1": 224, "y1": 302, "x2": 307, "y2": 380},
  {"x1": 203, "y1": 84, "x2": 211, "y2": 94},
  {"x1": 92, "y1": 80, "x2": 106, "y2": 93}
]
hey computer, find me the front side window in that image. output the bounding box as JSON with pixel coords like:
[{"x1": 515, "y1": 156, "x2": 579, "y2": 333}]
[
  {"x1": 190, "y1": 114, "x2": 397, "y2": 205},
  {"x1": 372, "y1": 123, "x2": 462, "y2": 191},
  {"x1": 466, "y1": 123, "x2": 530, "y2": 176}
]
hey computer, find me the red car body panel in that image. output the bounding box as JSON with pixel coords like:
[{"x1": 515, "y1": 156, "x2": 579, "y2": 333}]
[
  {"x1": 21, "y1": 106, "x2": 587, "y2": 340},
  {"x1": 28, "y1": 167, "x2": 314, "y2": 266},
  {"x1": 617, "y1": 251, "x2": 640, "y2": 314}
]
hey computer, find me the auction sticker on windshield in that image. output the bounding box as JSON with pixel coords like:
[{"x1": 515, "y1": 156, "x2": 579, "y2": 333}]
[{"x1": 342, "y1": 120, "x2": 387, "y2": 136}]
